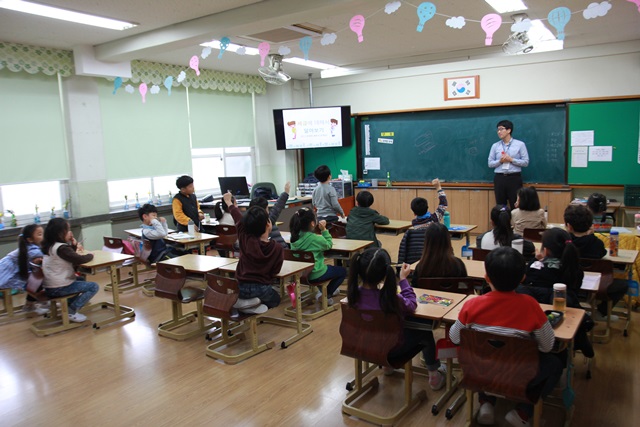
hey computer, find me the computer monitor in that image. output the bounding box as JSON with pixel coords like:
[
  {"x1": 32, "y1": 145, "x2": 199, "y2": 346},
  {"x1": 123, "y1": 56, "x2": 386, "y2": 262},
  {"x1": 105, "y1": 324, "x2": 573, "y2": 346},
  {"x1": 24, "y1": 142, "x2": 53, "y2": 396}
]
[{"x1": 218, "y1": 176, "x2": 250, "y2": 199}]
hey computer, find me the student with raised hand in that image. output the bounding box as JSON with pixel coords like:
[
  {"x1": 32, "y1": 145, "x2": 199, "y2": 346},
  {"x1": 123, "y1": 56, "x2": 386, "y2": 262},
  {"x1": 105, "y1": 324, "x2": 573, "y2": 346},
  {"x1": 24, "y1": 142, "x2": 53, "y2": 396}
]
[
  {"x1": 41, "y1": 218, "x2": 99, "y2": 323},
  {"x1": 397, "y1": 178, "x2": 447, "y2": 265},
  {"x1": 249, "y1": 181, "x2": 290, "y2": 249},
  {"x1": 223, "y1": 192, "x2": 282, "y2": 313},
  {"x1": 449, "y1": 247, "x2": 561, "y2": 427},
  {"x1": 346, "y1": 190, "x2": 389, "y2": 247},
  {"x1": 289, "y1": 207, "x2": 346, "y2": 304},
  {"x1": 214, "y1": 196, "x2": 236, "y2": 226},
  {"x1": 587, "y1": 192, "x2": 613, "y2": 232},
  {"x1": 0, "y1": 224, "x2": 48, "y2": 314},
  {"x1": 477, "y1": 205, "x2": 535, "y2": 259},
  {"x1": 311, "y1": 165, "x2": 344, "y2": 223},
  {"x1": 564, "y1": 204, "x2": 627, "y2": 322},
  {"x1": 347, "y1": 247, "x2": 445, "y2": 388},
  {"x1": 172, "y1": 175, "x2": 204, "y2": 232},
  {"x1": 510, "y1": 186, "x2": 546, "y2": 235}
]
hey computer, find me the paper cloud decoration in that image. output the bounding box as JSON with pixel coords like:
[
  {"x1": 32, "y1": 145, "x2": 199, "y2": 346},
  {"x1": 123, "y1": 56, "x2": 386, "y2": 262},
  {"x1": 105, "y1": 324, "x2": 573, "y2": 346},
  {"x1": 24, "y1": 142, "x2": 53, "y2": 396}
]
[
  {"x1": 124, "y1": 84, "x2": 134, "y2": 94},
  {"x1": 278, "y1": 45, "x2": 291, "y2": 55},
  {"x1": 177, "y1": 71, "x2": 186, "y2": 83},
  {"x1": 385, "y1": 1, "x2": 401, "y2": 14},
  {"x1": 150, "y1": 85, "x2": 160, "y2": 95},
  {"x1": 511, "y1": 18, "x2": 532, "y2": 32},
  {"x1": 583, "y1": 1, "x2": 612, "y2": 19},
  {"x1": 201, "y1": 47, "x2": 212, "y2": 59},
  {"x1": 236, "y1": 46, "x2": 247, "y2": 55},
  {"x1": 446, "y1": 16, "x2": 466, "y2": 29},
  {"x1": 321, "y1": 33, "x2": 337, "y2": 46}
]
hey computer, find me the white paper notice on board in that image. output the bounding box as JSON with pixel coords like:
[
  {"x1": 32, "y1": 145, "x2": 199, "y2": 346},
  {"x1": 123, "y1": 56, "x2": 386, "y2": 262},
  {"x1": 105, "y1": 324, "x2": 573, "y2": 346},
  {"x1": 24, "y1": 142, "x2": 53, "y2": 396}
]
[
  {"x1": 571, "y1": 146, "x2": 588, "y2": 167},
  {"x1": 364, "y1": 124, "x2": 371, "y2": 155},
  {"x1": 589, "y1": 146, "x2": 613, "y2": 162},
  {"x1": 571, "y1": 130, "x2": 594, "y2": 146},
  {"x1": 378, "y1": 138, "x2": 393, "y2": 144},
  {"x1": 364, "y1": 157, "x2": 380, "y2": 170}
]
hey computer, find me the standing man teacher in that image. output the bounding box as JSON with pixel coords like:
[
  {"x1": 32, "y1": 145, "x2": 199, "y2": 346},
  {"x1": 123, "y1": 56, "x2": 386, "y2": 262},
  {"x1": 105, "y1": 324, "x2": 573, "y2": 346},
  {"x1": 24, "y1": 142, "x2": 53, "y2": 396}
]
[{"x1": 488, "y1": 120, "x2": 529, "y2": 209}]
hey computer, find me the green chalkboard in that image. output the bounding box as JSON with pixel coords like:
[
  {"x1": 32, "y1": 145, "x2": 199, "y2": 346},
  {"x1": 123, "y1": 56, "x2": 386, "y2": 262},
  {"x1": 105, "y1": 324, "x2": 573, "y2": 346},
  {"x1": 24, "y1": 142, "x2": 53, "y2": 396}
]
[
  {"x1": 568, "y1": 100, "x2": 640, "y2": 185},
  {"x1": 304, "y1": 117, "x2": 357, "y2": 177},
  {"x1": 358, "y1": 104, "x2": 566, "y2": 184}
]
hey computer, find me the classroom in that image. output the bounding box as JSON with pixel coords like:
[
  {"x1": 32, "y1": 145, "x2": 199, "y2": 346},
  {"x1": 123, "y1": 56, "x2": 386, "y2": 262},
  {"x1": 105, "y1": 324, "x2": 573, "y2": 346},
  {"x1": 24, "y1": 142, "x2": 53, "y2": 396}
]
[{"x1": 1, "y1": 1, "x2": 640, "y2": 426}]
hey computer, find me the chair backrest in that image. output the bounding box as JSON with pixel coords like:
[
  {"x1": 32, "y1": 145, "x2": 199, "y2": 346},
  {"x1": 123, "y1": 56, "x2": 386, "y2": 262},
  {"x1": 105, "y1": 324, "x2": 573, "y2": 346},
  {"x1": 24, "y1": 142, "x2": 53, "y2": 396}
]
[
  {"x1": 283, "y1": 250, "x2": 315, "y2": 285},
  {"x1": 102, "y1": 236, "x2": 124, "y2": 253},
  {"x1": 523, "y1": 228, "x2": 546, "y2": 243},
  {"x1": 154, "y1": 264, "x2": 187, "y2": 300},
  {"x1": 471, "y1": 247, "x2": 491, "y2": 261},
  {"x1": 203, "y1": 274, "x2": 242, "y2": 320},
  {"x1": 339, "y1": 304, "x2": 404, "y2": 367},
  {"x1": 251, "y1": 182, "x2": 278, "y2": 199},
  {"x1": 214, "y1": 225, "x2": 238, "y2": 253},
  {"x1": 327, "y1": 222, "x2": 347, "y2": 239},
  {"x1": 458, "y1": 328, "x2": 541, "y2": 404},
  {"x1": 417, "y1": 277, "x2": 481, "y2": 295},
  {"x1": 579, "y1": 257, "x2": 614, "y2": 291}
]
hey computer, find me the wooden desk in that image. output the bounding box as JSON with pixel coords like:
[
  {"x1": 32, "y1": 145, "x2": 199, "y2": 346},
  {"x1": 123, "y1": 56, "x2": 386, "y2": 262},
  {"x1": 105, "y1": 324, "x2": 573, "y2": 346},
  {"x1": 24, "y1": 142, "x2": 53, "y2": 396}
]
[
  {"x1": 125, "y1": 229, "x2": 218, "y2": 255},
  {"x1": 218, "y1": 259, "x2": 314, "y2": 348},
  {"x1": 375, "y1": 219, "x2": 412, "y2": 236},
  {"x1": 449, "y1": 224, "x2": 477, "y2": 248},
  {"x1": 280, "y1": 231, "x2": 373, "y2": 261},
  {"x1": 78, "y1": 250, "x2": 136, "y2": 329},
  {"x1": 158, "y1": 254, "x2": 238, "y2": 280}
]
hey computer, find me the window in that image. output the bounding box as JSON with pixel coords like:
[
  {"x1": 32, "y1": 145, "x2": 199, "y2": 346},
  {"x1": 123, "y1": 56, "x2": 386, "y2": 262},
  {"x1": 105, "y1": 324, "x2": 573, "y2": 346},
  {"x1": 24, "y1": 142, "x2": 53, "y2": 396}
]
[
  {"x1": 107, "y1": 174, "x2": 178, "y2": 210},
  {"x1": 191, "y1": 147, "x2": 254, "y2": 196},
  {"x1": 0, "y1": 181, "x2": 65, "y2": 226}
]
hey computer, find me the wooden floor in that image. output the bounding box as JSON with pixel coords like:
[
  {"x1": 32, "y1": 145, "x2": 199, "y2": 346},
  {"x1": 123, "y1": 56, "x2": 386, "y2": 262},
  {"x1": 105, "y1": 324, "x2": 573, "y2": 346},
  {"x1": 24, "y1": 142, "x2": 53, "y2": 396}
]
[{"x1": 1, "y1": 234, "x2": 639, "y2": 426}]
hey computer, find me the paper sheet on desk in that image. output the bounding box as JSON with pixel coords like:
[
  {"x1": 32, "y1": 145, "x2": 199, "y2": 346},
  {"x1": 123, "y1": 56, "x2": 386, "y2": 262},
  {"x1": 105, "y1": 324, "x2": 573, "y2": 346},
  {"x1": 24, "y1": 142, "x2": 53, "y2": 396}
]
[
  {"x1": 168, "y1": 232, "x2": 195, "y2": 240},
  {"x1": 581, "y1": 273, "x2": 601, "y2": 291},
  {"x1": 611, "y1": 227, "x2": 631, "y2": 234}
]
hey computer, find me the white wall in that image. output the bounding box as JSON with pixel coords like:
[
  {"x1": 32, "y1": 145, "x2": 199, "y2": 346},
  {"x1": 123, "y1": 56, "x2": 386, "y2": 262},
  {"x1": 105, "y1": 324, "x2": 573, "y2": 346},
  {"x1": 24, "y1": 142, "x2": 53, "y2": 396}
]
[{"x1": 301, "y1": 41, "x2": 640, "y2": 112}]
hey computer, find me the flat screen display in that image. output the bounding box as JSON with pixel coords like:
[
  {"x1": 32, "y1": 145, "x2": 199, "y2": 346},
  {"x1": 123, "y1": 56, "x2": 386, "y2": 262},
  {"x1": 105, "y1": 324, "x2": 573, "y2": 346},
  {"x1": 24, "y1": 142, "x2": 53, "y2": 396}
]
[
  {"x1": 273, "y1": 105, "x2": 351, "y2": 150},
  {"x1": 218, "y1": 176, "x2": 250, "y2": 198}
]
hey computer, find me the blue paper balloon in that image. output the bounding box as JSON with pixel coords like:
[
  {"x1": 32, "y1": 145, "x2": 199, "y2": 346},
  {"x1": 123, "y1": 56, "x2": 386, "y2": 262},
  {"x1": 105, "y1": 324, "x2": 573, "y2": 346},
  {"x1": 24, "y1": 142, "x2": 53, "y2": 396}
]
[
  {"x1": 299, "y1": 36, "x2": 312, "y2": 61},
  {"x1": 416, "y1": 2, "x2": 436, "y2": 32},
  {"x1": 548, "y1": 7, "x2": 571, "y2": 41},
  {"x1": 164, "y1": 76, "x2": 173, "y2": 96},
  {"x1": 112, "y1": 77, "x2": 122, "y2": 95},
  {"x1": 218, "y1": 37, "x2": 230, "y2": 59}
]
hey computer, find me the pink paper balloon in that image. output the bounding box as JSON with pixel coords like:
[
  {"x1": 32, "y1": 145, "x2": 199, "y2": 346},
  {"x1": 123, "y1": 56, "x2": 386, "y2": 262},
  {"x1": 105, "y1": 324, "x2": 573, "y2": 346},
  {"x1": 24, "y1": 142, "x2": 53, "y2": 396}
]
[
  {"x1": 481, "y1": 13, "x2": 502, "y2": 46},
  {"x1": 627, "y1": 0, "x2": 640, "y2": 12},
  {"x1": 139, "y1": 83, "x2": 148, "y2": 103},
  {"x1": 350, "y1": 15, "x2": 365, "y2": 43},
  {"x1": 189, "y1": 55, "x2": 200, "y2": 76},
  {"x1": 258, "y1": 42, "x2": 270, "y2": 67}
]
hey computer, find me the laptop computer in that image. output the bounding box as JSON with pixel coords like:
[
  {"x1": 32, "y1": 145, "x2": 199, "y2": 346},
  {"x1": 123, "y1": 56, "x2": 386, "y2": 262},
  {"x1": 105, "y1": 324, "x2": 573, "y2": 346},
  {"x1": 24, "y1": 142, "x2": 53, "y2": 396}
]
[{"x1": 218, "y1": 176, "x2": 251, "y2": 201}]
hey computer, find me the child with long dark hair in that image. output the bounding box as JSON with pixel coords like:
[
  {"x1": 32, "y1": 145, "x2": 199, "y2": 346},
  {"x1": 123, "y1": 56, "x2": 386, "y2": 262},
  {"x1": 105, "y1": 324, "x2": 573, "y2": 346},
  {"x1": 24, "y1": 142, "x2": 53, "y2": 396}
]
[
  {"x1": 0, "y1": 224, "x2": 47, "y2": 313},
  {"x1": 347, "y1": 247, "x2": 445, "y2": 388},
  {"x1": 413, "y1": 223, "x2": 467, "y2": 285},
  {"x1": 289, "y1": 207, "x2": 346, "y2": 304},
  {"x1": 478, "y1": 205, "x2": 535, "y2": 259},
  {"x1": 511, "y1": 186, "x2": 546, "y2": 235},
  {"x1": 42, "y1": 218, "x2": 99, "y2": 323}
]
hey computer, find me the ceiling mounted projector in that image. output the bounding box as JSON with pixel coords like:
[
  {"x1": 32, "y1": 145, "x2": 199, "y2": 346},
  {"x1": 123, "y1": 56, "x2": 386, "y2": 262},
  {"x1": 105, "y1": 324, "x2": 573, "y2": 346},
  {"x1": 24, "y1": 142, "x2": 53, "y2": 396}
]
[
  {"x1": 502, "y1": 13, "x2": 533, "y2": 55},
  {"x1": 258, "y1": 54, "x2": 291, "y2": 85}
]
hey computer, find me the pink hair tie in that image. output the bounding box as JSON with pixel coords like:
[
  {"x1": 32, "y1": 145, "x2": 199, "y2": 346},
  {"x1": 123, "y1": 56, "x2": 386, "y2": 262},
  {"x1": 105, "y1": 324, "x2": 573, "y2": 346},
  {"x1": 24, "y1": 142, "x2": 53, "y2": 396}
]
[{"x1": 565, "y1": 240, "x2": 572, "y2": 244}]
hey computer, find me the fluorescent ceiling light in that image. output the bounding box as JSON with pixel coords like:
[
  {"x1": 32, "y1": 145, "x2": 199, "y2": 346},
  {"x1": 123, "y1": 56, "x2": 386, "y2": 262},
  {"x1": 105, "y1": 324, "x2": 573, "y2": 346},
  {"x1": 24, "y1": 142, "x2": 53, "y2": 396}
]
[
  {"x1": 0, "y1": 0, "x2": 137, "y2": 30},
  {"x1": 320, "y1": 67, "x2": 354, "y2": 79},
  {"x1": 484, "y1": 0, "x2": 527, "y2": 14},
  {"x1": 200, "y1": 40, "x2": 259, "y2": 55},
  {"x1": 283, "y1": 57, "x2": 337, "y2": 70}
]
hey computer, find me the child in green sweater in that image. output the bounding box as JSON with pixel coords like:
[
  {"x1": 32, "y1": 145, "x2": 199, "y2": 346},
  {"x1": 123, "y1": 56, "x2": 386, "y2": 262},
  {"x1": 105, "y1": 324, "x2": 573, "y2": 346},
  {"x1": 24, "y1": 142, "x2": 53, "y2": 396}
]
[
  {"x1": 289, "y1": 207, "x2": 346, "y2": 304},
  {"x1": 346, "y1": 190, "x2": 389, "y2": 247}
]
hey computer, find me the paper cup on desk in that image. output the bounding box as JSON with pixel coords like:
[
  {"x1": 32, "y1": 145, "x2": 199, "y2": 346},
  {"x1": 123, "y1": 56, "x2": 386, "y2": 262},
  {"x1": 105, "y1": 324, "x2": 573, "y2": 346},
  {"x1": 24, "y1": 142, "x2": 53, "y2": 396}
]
[
  {"x1": 296, "y1": 189, "x2": 302, "y2": 197},
  {"x1": 511, "y1": 239, "x2": 524, "y2": 254},
  {"x1": 371, "y1": 179, "x2": 378, "y2": 187}
]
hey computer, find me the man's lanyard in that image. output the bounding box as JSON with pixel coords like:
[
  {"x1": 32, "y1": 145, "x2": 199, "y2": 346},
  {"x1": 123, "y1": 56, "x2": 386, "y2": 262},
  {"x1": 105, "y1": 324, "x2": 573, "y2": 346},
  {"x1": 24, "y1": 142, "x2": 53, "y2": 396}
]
[{"x1": 501, "y1": 139, "x2": 513, "y2": 156}]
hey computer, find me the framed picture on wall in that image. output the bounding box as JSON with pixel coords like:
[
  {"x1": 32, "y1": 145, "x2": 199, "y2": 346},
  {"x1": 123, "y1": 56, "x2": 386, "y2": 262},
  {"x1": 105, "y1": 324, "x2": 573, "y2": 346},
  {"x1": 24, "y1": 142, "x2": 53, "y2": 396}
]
[{"x1": 444, "y1": 76, "x2": 480, "y2": 101}]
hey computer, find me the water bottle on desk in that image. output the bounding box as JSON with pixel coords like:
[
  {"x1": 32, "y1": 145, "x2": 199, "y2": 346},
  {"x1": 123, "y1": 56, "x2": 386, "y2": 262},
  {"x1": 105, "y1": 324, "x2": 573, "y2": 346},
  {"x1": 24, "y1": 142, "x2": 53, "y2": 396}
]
[
  {"x1": 443, "y1": 211, "x2": 451, "y2": 229},
  {"x1": 635, "y1": 213, "x2": 640, "y2": 231},
  {"x1": 553, "y1": 283, "x2": 567, "y2": 312},
  {"x1": 386, "y1": 172, "x2": 392, "y2": 187},
  {"x1": 609, "y1": 230, "x2": 619, "y2": 257},
  {"x1": 544, "y1": 206, "x2": 548, "y2": 223},
  {"x1": 187, "y1": 219, "x2": 195, "y2": 236}
]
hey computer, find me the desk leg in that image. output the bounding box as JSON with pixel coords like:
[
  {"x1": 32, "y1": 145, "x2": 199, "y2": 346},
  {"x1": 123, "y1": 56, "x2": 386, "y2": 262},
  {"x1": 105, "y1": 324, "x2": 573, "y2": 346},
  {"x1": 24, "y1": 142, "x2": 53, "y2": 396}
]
[
  {"x1": 257, "y1": 273, "x2": 312, "y2": 348},
  {"x1": 82, "y1": 265, "x2": 136, "y2": 329},
  {"x1": 199, "y1": 242, "x2": 206, "y2": 255}
]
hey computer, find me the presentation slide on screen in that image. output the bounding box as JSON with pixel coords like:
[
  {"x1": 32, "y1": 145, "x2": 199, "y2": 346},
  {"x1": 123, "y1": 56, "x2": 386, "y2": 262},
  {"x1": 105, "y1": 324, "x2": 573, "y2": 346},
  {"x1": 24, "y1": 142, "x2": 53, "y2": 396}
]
[{"x1": 282, "y1": 107, "x2": 343, "y2": 149}]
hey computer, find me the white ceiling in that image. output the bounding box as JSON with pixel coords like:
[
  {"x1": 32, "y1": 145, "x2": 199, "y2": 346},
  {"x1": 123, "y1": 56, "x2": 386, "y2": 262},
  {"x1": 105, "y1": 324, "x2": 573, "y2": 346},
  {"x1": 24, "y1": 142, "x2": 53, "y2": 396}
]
[{"x1": 0, "y1": 0, "x2": 639, "y2": 80}]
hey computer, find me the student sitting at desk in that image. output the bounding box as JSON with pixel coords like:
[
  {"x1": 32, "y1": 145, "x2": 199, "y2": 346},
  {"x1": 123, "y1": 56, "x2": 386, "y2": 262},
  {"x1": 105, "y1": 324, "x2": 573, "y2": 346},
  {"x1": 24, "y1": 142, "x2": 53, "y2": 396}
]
[
  {"x1": 449, "y1": 247, "x2": 562, "y2": 427},
  {"x1": 510, "y1": 186, "x2": 546, "y2": 235},
  {"x1": 214, "y1": 196, "x2": 236, "y2": 226},
  {"x1": 138, "y1": 204, "x2": 182, "y2": 263},
  {"x1": 172, "y1": 175, "x2": 204, "y2": 232},
  {"x1": 587, "y1": 192, "x2": 614, "y2": 232},
  {"x1": 225, "y1": 192, "x2": 282, "y2": 313},
  {"x1": 397, "y1": 179, "x2": 447, "y2": 265},
  {"x1": 347, "y1": 247, "x2": 446, "y2": 388},
  {"x1": 249, "y1": 181, "x2": 290, "y2": 249},
  {"x1": 477, "y1": 205, "x2": 535, "y2": 260},
  {"x1": 346, "y1": 190, "x2": 389, "y2": 247},
  {"x1": 312, "y1": 165, "x2": 344, "y2": 223},
  {"x1": 412, "y1": 223, "x2": 467, "y2": 287},
  {"x1": 564, "y1": 205, "x2": 628, "y2": 322}
]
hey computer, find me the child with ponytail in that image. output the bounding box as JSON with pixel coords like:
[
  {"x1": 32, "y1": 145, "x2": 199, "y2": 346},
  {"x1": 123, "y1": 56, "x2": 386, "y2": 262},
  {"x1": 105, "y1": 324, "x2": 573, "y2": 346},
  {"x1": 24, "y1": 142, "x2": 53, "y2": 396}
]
[
  {"x1": 347, "y1": 247, "x2": 446, "y2": 389},
  {"x1": 478, "y1": 205, "x2": 535, "y2": 259}
]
